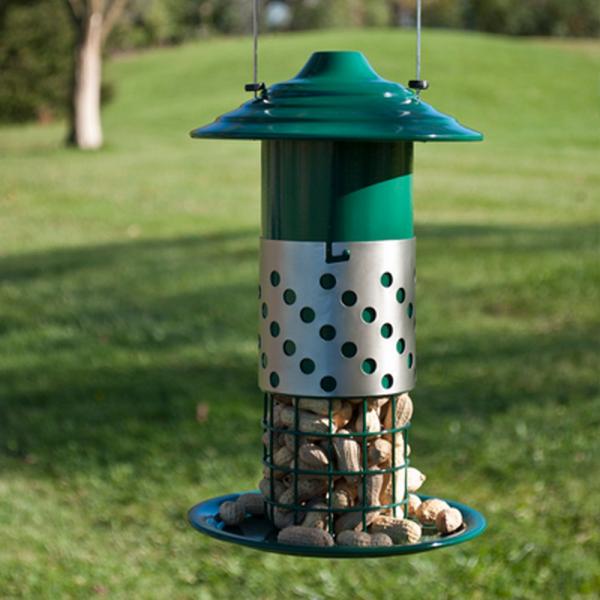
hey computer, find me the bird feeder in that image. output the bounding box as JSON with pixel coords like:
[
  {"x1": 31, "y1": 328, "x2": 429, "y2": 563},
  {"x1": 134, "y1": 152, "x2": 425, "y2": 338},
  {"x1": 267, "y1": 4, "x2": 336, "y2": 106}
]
[{"x1": 188, "y1": 50, "x2": 486, "y2": 557}]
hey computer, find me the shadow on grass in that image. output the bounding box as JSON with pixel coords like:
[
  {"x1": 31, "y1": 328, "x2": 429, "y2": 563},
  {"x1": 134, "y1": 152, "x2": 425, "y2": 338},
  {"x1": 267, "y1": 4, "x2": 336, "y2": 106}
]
[{"x1": 0, "y1": 223, "x2": 597, "y2": 479}]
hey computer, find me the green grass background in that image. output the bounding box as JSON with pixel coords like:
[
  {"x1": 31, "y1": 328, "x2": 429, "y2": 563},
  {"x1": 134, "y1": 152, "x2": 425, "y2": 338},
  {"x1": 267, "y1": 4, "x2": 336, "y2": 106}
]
[{"x1": 1, "y1": 29, "x2": 599, "y2": 599}]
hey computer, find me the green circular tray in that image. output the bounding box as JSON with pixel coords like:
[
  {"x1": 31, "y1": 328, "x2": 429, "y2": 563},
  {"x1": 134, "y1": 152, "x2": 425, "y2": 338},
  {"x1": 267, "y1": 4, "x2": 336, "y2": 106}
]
[{"x1": 188, "y1": 491, "x2": 486, "y2": 558}]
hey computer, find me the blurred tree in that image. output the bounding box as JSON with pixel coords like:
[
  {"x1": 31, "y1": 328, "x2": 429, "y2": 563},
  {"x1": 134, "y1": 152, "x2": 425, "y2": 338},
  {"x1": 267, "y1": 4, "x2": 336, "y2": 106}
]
[
  {"x1": 165, "y1": 0, "x2": 254, "y2": 37},
  {"x1": 463, "y1": 0, "x2": 600, "y2": 37},
  {"x1": 285, "y1": 0, "x2": 388, "y2": 30},
  {"x1": 63, "y1": 0, "x2": 130, "y2": 150},
  {"x1": 287, "y1": 0, "x2": 337, "y2": 30},
  {"x1": 388, "y1": 0, "x2": 413, "y2": 27},
  {"x1": 349, "y1": 0, "x2": 366, "y2": 26},
  {"x1": 362, "y1": 0, "x2": 389, "y2": 27},
  {"x1": 387, "y1": 0, "x2": 463, "y2": 28},
  {"x1": 110, "y1": 0, "x2": 184, "y2": 48},
  {"x1": 424, "y1": 0, "x2": 464, "y2": 28},
  {"x1": 0, "y1": 0, "x2": 74, "y2": 123}
]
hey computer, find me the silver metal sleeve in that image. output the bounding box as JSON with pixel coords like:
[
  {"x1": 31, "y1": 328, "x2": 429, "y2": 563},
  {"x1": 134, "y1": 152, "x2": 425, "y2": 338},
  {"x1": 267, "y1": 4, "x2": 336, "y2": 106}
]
[{"x1": 258, "y1": 239, "x2": 416, "y2": 397}]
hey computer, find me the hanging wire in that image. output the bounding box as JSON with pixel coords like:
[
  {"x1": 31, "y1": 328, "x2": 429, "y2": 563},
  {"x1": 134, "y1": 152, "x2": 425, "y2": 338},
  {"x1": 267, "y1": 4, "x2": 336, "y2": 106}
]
[
  {"x1": 409, "y1": 0, "x2": 429, "y2": 94},
  {"x1": 252, "y1": 0, "x2": 259, "y2": 95},
  {"x1": 416, "y1": 0, "x2": 422, "y2": 82},
  {"x1": 245, "y1": 0, "x2": 265, "y2": 97}
]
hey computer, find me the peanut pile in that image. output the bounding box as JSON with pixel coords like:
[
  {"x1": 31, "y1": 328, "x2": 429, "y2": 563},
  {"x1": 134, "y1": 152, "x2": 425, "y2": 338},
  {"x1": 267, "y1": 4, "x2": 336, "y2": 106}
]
[{"x1": 218, "y1": 393, "x2": 464, "y2": 549}]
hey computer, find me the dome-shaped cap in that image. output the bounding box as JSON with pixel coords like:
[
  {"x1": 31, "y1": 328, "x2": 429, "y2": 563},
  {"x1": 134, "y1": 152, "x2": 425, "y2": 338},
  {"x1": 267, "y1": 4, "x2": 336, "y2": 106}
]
[{"x1": 191, "y1": 51, "x2": 482, "y2": 142}]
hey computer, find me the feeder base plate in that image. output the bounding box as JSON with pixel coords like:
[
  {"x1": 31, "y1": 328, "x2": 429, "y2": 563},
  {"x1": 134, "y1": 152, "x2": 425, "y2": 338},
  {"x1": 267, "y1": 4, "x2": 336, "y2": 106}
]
[{"x1": 188, "y1": 492, "x2": 486, "y2": 558}]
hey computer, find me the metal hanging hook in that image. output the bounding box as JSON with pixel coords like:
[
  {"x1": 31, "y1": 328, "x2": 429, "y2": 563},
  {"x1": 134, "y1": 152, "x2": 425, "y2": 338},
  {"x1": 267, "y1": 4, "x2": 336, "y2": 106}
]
[
  {"x1": 245, "y1": 0, "x2": 266, "y2": 97},
  {"x1": 408, "y1": 0, "x2": 429, "y2": 94}
]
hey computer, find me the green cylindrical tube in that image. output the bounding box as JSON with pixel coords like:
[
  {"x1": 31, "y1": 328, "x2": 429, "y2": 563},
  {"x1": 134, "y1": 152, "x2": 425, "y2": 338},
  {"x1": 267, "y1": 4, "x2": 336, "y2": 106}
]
[{"x1": 261, "y1": 140, "x2": 414, "y2": 242}]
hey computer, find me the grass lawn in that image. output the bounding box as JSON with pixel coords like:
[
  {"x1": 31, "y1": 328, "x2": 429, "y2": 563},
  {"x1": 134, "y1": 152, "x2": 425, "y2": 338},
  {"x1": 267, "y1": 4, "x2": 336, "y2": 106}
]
[{"x1": 1, "y1": 28, "x2": 599, "y2": 599}]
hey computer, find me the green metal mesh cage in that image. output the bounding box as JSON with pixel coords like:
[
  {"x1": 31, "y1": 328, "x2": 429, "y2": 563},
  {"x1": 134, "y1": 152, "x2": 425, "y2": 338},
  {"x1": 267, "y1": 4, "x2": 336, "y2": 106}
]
[{"x1": 262, "y1": 394, "x2": 410, "y2": 534}]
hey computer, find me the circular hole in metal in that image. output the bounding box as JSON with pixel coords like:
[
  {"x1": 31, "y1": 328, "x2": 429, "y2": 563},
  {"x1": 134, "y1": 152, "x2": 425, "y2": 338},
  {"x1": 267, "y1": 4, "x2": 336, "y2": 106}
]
[
  {"x1": 341, "y1": 342, "x2": 357, "y2": 358},
  {"x1": 408, "y1": 303, "x2": 414, "y2": 318},
  {"x1": 320, "y1": 376, "x2": 337, "y2": 392},
  {"x1": 361, "y1": 358, "x2": 377, "y2": 375},
  {"x1": 270, "y1": 372, "x2": 280, "y2": 387},
  {"x1": 381, "y1": 323, "x2": 393, "y2": 338},
  {"x1": 300, "y1": 358, "x2": 315, "y2": 374},
  {"x1": 270, "y1": 271, "x2": 281, "y2": 287},
  {"x1": 408, "y1": 353, "x2": 414, "y2": 368},
  {"x1": 361, "y1": 307, "x2": 377, "y2": 323},
  {"x1": 258, "y1": 285, "x2": 262, "y2": 299},
  {"x1": 382, "y1": 374, "x2": 394, "y2": 389},
  {"x1": 300, "y1": 307, "x2": 315, "y2": 323},
  {"x1": 258, "y1": 334, "x2": 261, "y2": 349},
  {"x1": 270, "y1": 321, "x2": 280, "y2": 337},
  {"x1": 396, "y1": 288, "x2": 406, "y2": 303},
  {"x1": 319, "y1": 325, "x2": 336, "y2": 341},
  {"x1": 396, "y1": 338, "x2": 406, "y2": 354},
  {"x1": 319, "y1": 274, "x2": 336, "y2": 290},
  {"x1": 341, "y1": 291, "x2": 357, "y2": 307},
  {"x1": 261, "y1": 302, "x2": 268, "y2": 318},
  {"x1": 283, "y1": 289, "x2": 296, "y2": 305},
  {"x1": 261, "y1": 353, "x2": 267, "y2": 369},
  {"x1": 283, "y1": 340, "x2": 296, "y2": 356},
  {"x1": 381, "y1": 272, "x2": 393, "y2": 287}
]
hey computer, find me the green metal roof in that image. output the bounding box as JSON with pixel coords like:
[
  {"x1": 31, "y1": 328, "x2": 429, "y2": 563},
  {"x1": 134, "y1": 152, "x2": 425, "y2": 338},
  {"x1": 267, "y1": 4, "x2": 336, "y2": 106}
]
[{"x1": 191, "y1": 51, "x2": 482, "y2": 142}]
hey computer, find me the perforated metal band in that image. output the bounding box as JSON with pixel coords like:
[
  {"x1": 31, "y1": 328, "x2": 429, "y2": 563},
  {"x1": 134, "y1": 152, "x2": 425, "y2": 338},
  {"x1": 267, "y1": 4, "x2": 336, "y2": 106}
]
[{"x1": 258, "y1": 239, "x2": 416, "y2": 397}]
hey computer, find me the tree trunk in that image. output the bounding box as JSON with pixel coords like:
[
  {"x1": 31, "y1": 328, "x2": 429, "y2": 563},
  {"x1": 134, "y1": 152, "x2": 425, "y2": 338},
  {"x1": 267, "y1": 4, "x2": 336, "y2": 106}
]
[{"x1": 69, "y1": 10, "x2": 103, "y2": 149}]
